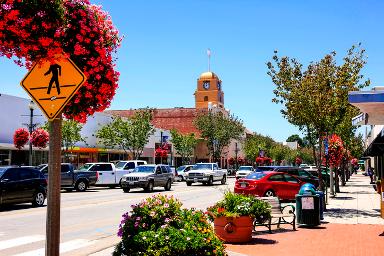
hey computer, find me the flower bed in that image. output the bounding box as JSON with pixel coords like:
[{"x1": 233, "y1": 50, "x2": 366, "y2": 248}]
[{"x1": 114, "y1": 194, "x2": 226, "y2": 256}]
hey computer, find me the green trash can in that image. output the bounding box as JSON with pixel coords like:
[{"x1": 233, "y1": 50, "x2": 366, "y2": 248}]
[{"x1": 296, "y1": 194, "x2": 321, "y2": 226}]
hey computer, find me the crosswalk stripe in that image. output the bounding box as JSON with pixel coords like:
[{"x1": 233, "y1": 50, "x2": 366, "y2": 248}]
[
  {"x1": 13, "y1": 239, "x2": 96, "y2": 256},
  {"x1": 0, "y1": 235, "x2": 45, "y2": 251}
]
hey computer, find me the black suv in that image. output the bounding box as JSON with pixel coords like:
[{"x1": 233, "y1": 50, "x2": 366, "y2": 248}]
[
  {"x1": 257, "y1": 166, "x2": 320, "y2": 188},
  {"x1": 0, "y1": 166, "x2": 47, "y2": 208}
]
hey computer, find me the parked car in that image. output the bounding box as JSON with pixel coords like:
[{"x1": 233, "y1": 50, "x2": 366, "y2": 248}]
[
  {"x1": 120, "y1": 164, "x2": 173, "y2": 193},
  {"x1": 175, "y1": 165, "x2": 194, "y2": 181},
  {"x1": 0, "y1": 166, "x2": 47, "y2": 207},
  {"x1": 257, "y1": 166, "x2": 320, "y2": 188},
  {"x1": 92, "y1": 161, "x2": 146, "y2": 188},
  {"x1": 234, "y1": 171, "x2": 304, "y2": 200},
  {"x1": 185, "y1": 163, "x2": 226, "y2": 186},
  {"x1": 305, "y1": 167, "x2": 331, "y2": 186},
  {"x1": 235, "y1": 166, "x2": 255, "y2": 179},
  {"x1": 39, "y1": 163, "x2": 98, "y2": 192}
]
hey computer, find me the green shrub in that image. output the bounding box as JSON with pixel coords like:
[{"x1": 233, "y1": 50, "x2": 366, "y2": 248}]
[
  {"x1": 207, "y1": 191, "x2": 271, "y2": 222},
  {"x1": 114, "y1": 194, "x2": 227, "y2": 256}
]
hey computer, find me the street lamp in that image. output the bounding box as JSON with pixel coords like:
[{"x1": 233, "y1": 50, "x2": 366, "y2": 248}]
[{"x1": 28, "y1": 100, "x2": 36, "y2": 166}]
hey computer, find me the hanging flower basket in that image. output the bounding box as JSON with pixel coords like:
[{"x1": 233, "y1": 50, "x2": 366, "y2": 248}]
[
  {"x1": 13, "y1": 128, "x2": 30, "y2": 150},
  {"x1": 30, "y1": 128, "x2": 49, "y2": 148}
]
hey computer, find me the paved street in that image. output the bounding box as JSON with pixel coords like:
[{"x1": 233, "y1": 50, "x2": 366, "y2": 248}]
[{"x1": 0, "y1": 179, "x2": 236, "y2": 256}]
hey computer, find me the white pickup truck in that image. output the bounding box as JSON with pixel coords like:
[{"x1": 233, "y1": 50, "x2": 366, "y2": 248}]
[
  {"x1": 185, "y1": 163, "x2": 227, "y2": 186},
  {"x1": 93, "y1": 160, "x2": 147, "y2": 188}
]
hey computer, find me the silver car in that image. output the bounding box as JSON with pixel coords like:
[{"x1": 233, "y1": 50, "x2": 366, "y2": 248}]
[{"x1": 120, "y1": 164, "x2": 173, "y2": 193}]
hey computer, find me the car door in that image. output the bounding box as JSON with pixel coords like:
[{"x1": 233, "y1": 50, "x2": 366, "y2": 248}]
[
  {"x1": 283, "y1": 174, "x2": 301, "y2": 200},
  {"x1": 61, "y1": 164, "x2": 73, "y2": 186},
  {"x1": 154, "y1": 166, "x2": 163, "y2": 186},
  {"x1": 267, "y1": 174, "x2": 287, "y2": 199},
  {"x1": 161, "y1": 166, "x2": 169, "y2": 186},
  {"x1": 18, "y1": 168, "x2": 37, "y2": 200},
  {"x1": 213, "y1": 164, "x2": 219, "y2": 181},
  {"x1": 0, "y1": 168, "x2": 21, "y2": 203},
  {"x1": 100, "y1": 164, "x2": 115, "y2": 184}
]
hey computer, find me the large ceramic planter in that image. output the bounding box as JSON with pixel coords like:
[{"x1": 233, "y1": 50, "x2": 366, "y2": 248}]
[{"x1": 214, "y1": 216, "x2": 254, "y2": 243}]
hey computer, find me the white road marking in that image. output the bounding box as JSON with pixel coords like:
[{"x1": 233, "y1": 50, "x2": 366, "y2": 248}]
[
  {"x1": 13, "y1": 239, "x2": 96, "y2": 256},
  {"x1": 0, "y1": 235, "x2": 45, "y2": 251}
]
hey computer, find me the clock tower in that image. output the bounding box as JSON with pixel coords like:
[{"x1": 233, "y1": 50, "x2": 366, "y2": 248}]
[{"x1": 194, "y1": 71, "x2": 224, "y2": 109}]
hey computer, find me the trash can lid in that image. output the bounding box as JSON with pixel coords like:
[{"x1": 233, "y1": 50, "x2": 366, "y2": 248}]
[{"x1": 299, "y1": 186, "x2": 316, "y2": 195}]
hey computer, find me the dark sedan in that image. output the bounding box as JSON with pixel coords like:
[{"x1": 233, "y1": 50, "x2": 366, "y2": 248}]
[{"x1": 0, "y1": 166, "x2": 47, "y2": 208}]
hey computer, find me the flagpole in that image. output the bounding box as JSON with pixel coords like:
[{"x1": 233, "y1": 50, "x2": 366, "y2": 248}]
[{"x1": 207, "y1": 48, "x2": 211, "y2": 71}]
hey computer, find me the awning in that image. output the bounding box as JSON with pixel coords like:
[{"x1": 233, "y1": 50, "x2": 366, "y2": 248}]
[
  {"x1": 348, "y1": 90, "x2": 384, "y2": 124},
  {"x1": 364, "y1": 129, "x2": 384, "y2": 156}
]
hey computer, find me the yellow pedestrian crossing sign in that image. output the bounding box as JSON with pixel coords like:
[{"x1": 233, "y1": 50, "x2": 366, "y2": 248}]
[{"x1": 20, "y1": 55, "x2": 86, "y2": 120}]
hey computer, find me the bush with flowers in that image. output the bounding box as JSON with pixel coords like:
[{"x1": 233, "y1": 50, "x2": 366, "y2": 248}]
[
  {"x1": 207, "y1": 191, "x2": 271, "y2": 224},
  {"x1": 114, "y1": 194, "x2": 226, "y2": 256}
]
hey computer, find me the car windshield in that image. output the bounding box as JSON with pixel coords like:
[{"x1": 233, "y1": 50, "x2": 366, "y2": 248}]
[
  {"x1": 192, "y1": 164, "x2": 212, "y2": 170},
  {"x1": 176, "y1": 166, "x2": 186, "y2": 171},
  {"x1": 245, "y1": 172, "x2": 266, "y2": 180},
  {"x1": 134, "y1": 166, "x2": 155, "y2": 173},
  {"x1": 115, "y1": 161, "x2": 126, "y2": 168},
  {"x1": 0, "y1": 168, "x2": 6, "y2": 178},
  {"x1": 78, "y1": 164, "x2": 93, "y2": 171},
  {"x1": 239, "y1": 166, "x2": 252, "y2": 171}
]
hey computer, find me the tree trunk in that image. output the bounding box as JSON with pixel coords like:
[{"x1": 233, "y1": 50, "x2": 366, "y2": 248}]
[
  {"x1": 330, "y1": 166, "x2": 335, "y2": 196},
  {"x1": 341, "y1": 162, "x2": 346, "y2": 186},
  {"x1": 317, "y1": 135, "x2": 324, "y2": 191},
  {"x1": 335, "y1": 168, "x2": 340, "y2": 193}
]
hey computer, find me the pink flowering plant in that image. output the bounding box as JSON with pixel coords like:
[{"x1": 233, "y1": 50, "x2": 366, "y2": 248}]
[{"x1": 114, "y1": 194, "x2": 226, "y2": 256}]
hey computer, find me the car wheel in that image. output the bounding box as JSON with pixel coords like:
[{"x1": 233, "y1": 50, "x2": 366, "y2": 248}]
[
  {"x1": 164, "y1": 179, "x2": 171, "y2": 191},
  {"x1": 32, "y1": 191, "x2": 45, "y2": 207},
  {"x1": 145, "y1": 181, "x2": 154, "y2": 192},
  {"x1": 221, "y1": 175, "x2": 227, "y2": 185},
  {"x1": 75, "y1": 180, "x2": 87, "y2": 192},
  {"x1": 207, "y1": 176, "x2": 213, "y2": 186},
  {"x1": 123, "y1": 187, "x2": 130, "y2": 193},
  {"x1": 264, "y1": 190, "x2": 275, "y2": 197},
  {"x1": 178, "y1": 175, "x2": 184, "y2": 181},
  {"x1": 186, "y1": 181, "x2": 192, "y2": 186}
]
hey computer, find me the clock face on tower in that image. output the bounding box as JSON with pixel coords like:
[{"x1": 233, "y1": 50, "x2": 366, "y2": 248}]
[
  {"x1": 203, "y1": 81, "x2": 210, "y2": 90},
  {"x1": 217, "y1": 81, "x2": 221, "y2": 90}
]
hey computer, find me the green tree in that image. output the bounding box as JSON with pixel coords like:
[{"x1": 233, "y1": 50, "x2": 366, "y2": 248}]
[
  {"x1": 96, "y1": 109, "x2": 155, "y2": 159},
  {"x1": 269, "y1": 143, "x2": 290, "y2": 165},
  {"x1": 267, "y1": 44, "x2": 370, "y2": 188},
  {"x1": 194, "y1": 111, "x2": 244, "y2": 163},
  {"x1": 244, "y1": 133, "x2": 275, "y2": 162},
  {"x1": 43, "y1": 119, "x2": 86, "y2": 161},
  {"x1": 286, "y1": 134, "x2": 304, "y2": 147},
  {"x1": 170, "y1": 129, "x2": 198, "y2": 166}
]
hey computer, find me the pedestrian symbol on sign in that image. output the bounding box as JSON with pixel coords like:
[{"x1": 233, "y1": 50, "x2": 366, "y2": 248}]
[{"x1": 44, "y1": 64, "x2": 62, "y2": 95}]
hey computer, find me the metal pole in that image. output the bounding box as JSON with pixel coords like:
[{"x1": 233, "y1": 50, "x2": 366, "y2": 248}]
[
  {"x1": 29, "y1": 107, "x2": 33, "y2": 166},
  {"x1": 160, "y1": 131, "x2": 163, "y2": 164},
  {"x1": 46, "y1": 114, "x2": 62, "y2": 256}
]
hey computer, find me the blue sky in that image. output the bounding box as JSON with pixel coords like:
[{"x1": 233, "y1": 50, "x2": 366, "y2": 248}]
[{"x1": 1, "y1": 0, "x2": 382, "y2": 142}]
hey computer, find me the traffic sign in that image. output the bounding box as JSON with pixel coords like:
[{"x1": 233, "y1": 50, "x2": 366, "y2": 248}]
[{"x1": 20, "y1": 56, "x2": 86, "y2": 120}]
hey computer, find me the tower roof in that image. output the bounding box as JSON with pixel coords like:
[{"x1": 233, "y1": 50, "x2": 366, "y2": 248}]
[{"x1": 199, "y1": 71, "x2": 219, "y2": 80}]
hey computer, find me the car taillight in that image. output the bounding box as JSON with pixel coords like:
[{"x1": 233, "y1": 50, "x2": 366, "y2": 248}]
[{"x1": 96, "y1": 171, "x2": 99, "y2": 181}]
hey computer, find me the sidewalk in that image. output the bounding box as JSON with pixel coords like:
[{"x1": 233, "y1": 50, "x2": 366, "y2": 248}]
[{"x1": 226, "y1": 173, "x2": 384, "y2": 256}]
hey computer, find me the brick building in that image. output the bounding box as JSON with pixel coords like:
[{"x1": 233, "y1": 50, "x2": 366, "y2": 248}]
[{"x1": 106, "y1": 70, "x2": 245, "y2": 167}]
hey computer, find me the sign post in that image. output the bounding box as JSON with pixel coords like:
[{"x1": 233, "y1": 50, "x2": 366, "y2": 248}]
[{"x1": 20, "y1": 55, "x2": 86, "y2": 256}]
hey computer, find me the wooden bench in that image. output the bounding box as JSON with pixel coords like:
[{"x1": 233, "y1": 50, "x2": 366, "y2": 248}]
[{"x1": 253, "y1": 197, "x2": 296, "y2": 233}]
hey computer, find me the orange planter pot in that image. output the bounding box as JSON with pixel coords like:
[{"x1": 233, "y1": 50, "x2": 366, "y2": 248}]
[
  {"x1": 214, "y1": 216, "x2": 254, "y2": 243},
  {"x1": 377, "y1": 182, "x2": 381, "y2": 194}
]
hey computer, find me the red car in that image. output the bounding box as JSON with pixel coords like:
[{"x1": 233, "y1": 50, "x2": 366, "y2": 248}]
[{"x1": 234, "y1": 171, "x2": 305, "y2": 200}]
